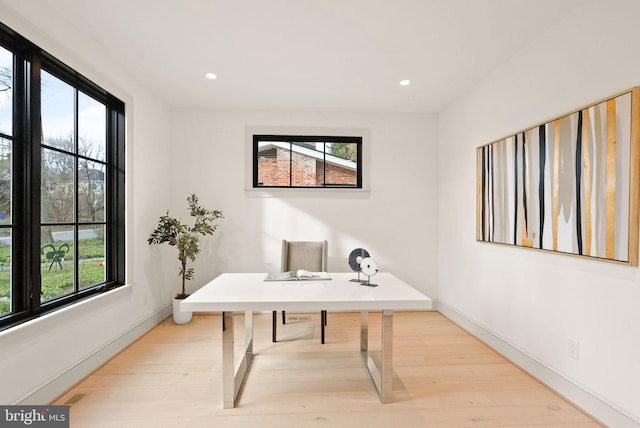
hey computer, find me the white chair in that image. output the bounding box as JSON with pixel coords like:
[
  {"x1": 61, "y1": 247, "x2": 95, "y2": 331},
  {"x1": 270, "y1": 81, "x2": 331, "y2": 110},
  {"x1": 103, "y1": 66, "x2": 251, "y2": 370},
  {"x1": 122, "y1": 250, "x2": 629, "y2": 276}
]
[{"x1": 272, "y1": 239, "x2": 328, "y2": 343}]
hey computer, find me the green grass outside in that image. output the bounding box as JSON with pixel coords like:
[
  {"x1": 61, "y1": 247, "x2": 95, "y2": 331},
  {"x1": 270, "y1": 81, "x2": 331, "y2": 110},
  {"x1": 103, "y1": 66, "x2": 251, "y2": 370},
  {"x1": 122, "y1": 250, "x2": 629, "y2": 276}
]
[
  {"x1": 0, "y1": 259, "x2": 106, "y2": 314},
  {"x1": 42, "y1": 261, "x2": 107, "y2": 299},
  {"x1": 0, "y1": 237, "x2": 105, "y2": 265}
]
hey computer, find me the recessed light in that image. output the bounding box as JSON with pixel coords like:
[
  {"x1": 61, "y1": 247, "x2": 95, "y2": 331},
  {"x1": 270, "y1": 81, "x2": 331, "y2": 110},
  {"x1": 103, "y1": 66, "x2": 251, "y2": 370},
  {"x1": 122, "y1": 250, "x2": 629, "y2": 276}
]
[
  {"x1": 400, "y1": 79, "x2": 411, "y2": 86},
  {"x1": 205, "y1": 72, "x2": 217, "y2": 80}
]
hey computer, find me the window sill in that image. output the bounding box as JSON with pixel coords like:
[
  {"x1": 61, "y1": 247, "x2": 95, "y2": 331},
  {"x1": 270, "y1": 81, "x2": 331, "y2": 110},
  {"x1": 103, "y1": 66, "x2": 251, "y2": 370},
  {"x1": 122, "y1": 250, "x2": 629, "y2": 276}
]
[{"x1": 244, "y1": 187, "x2": 371, "y2": 199}]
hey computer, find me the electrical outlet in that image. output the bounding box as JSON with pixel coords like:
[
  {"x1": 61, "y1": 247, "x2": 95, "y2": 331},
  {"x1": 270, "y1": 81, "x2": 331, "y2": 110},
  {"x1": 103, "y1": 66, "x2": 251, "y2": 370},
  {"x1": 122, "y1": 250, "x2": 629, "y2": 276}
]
[{"x1": 568, "y1": 337, "x2": 580, "y2": 359}]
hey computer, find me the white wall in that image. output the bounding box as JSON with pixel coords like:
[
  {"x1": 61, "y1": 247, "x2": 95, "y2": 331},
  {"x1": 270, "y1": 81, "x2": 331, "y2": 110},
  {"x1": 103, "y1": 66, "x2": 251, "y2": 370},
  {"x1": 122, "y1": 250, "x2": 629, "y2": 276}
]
[
  {"x1": 438, "y1": 0, "x2": 640, "y2": 425},
  {"x1": 11, "y1": 0, "x2": 632, "y2": 421},
  {"x1": 0, "y1": 0, "x2": 438, "y2": 406},
  {"x1": 170, "y1": 109, "x2": 438, "y2": 299},
  {"x1": 0, "y1": 3, "x2": 176, "y2": 404}
]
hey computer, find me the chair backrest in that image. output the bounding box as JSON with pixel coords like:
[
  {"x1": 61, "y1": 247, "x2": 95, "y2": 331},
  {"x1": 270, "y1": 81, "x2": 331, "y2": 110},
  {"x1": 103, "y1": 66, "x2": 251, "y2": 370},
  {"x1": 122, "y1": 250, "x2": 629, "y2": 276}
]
[{"x1": 281, "y1": 240, "x2": 328, "y2": 272}]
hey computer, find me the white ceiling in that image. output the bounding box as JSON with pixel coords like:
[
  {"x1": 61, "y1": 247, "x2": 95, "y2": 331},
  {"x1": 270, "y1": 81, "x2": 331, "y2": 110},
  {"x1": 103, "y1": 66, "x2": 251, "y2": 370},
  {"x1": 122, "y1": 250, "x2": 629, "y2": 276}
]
[{"x1": 2, "y1": 0, "x2": 580, "y2": 113}]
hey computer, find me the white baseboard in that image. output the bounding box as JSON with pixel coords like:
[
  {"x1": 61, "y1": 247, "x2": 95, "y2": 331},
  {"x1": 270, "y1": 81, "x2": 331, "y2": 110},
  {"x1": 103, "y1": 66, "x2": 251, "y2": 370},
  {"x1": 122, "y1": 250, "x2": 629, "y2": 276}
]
[
  {"x1": 19, "y1": 303, "x2": 172, "y2": 405},
  {"x1": 436, "y1": 300, "x2": 639, "y2": 428}
]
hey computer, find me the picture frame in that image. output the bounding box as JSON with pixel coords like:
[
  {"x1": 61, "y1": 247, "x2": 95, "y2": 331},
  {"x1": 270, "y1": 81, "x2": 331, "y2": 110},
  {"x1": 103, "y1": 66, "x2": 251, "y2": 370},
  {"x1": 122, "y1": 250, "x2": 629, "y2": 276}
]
[{"x1": 477, "y1": 88, "x2": 640, "y2": 265}]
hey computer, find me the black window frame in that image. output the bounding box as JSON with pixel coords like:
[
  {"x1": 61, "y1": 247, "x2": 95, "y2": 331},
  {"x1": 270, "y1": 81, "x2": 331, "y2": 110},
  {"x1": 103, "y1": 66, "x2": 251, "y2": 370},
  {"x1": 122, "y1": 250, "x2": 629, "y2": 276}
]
[
  {"x1": 253, "y1": 134, "x2": 363, "y2": 188},
  {"x1": 0, "y1": 22, "x2": 125, "y2": 331}
]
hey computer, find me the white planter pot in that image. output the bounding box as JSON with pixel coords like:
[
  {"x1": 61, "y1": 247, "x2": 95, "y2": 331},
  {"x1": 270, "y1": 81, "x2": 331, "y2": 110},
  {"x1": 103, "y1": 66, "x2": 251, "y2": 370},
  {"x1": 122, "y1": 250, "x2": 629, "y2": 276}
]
[{"x1": 172, "y1": 298, "x2": 192, "y2": 324}]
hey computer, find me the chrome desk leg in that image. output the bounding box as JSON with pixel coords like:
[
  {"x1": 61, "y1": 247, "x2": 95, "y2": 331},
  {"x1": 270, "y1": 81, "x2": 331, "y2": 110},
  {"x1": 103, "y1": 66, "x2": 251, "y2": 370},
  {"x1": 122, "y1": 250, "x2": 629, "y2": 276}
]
[
  {"x1": 360, "y1": 311, "x2": 368, "y2": 352},
  {"x1": 222, "y1": 311, "x2": 234, "y2": 408},
  {"x1": 222, "y1": 311, "x2": 253, "y2": 408},
  {"x1": 360, "y1": 310, "x2": 393, "y2": 403},
  {"x1": 380, "y1": 309, "x2": 393, "y2": 403}
]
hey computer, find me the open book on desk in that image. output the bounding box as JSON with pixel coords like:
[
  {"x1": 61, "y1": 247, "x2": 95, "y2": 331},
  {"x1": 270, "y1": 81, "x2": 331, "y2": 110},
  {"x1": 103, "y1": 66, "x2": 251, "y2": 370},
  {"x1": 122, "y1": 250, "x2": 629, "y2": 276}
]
[{"x1": 264, "y1": 270, "x2": 331, "y2": 281}]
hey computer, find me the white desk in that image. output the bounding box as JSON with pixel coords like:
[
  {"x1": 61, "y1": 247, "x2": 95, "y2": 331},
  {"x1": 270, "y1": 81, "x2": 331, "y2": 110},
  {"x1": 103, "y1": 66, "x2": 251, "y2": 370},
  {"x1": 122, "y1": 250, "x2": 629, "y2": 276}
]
[{"x1": 181, "y1": 272, "x2": 432, "y2": 408}]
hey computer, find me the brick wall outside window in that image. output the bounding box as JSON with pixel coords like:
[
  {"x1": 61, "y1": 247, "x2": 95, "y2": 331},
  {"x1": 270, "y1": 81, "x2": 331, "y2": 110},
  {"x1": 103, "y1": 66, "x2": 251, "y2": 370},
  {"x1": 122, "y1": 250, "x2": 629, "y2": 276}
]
[{"x1": 258, "y1": 147, "x2": 356, "y2": 186}]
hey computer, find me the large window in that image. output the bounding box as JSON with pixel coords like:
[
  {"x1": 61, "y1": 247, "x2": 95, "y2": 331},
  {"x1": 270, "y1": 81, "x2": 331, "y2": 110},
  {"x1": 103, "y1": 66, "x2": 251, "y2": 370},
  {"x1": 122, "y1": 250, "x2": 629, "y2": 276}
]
[
  {"x1": 253, "y1": 135, "x2": 362, "y2": 188},
  {"x1": 0, "y1": 23, "x2": 125, "y2": 330}
]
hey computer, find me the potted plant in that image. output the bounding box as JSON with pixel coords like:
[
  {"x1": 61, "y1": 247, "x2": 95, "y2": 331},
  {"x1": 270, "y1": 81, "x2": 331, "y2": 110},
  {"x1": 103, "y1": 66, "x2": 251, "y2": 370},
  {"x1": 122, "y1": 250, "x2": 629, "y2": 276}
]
[{"x1": 148, "y1": 194, "x2": 223, "y2": 324}]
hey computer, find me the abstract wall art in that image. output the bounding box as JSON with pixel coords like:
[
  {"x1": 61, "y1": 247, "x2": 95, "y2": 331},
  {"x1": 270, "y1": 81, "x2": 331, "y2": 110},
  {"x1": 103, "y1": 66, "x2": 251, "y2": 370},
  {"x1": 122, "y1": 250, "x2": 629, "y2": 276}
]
[{"x1": 477, "y1": 88, "x2": 640, "y2": 265}]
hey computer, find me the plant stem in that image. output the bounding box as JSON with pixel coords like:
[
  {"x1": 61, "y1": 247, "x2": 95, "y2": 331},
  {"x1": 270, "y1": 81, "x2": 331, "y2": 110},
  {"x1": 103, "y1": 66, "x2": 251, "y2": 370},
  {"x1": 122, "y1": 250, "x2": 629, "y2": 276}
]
[{"x1": 181, "y1": 256, "x2": 187, "y2": 297}]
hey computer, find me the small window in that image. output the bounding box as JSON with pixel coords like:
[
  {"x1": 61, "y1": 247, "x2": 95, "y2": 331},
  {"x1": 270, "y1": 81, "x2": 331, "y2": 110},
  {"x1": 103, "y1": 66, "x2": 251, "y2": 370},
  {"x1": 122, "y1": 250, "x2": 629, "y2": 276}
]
[{"x1": 253, "y1": 135, "x2": 362, "y2": 188}]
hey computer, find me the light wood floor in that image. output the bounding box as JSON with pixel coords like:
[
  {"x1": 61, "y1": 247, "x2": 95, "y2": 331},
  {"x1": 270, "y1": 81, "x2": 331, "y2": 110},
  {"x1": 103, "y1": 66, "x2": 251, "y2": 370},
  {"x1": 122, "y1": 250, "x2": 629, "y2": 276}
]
[{"x1": 53, "y1": 311, "x2": 603, "y2": 427}]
